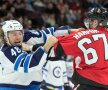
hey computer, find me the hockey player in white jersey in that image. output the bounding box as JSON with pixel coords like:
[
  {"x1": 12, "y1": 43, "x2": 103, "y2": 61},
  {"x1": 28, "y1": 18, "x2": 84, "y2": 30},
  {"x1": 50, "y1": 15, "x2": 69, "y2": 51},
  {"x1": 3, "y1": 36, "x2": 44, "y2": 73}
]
[
  {"x1": 42, "y1": 58, "x2": 69, "y2": 90},
  {"x1": 0, "y1": 20, "x2": 58, "y2": 90}
]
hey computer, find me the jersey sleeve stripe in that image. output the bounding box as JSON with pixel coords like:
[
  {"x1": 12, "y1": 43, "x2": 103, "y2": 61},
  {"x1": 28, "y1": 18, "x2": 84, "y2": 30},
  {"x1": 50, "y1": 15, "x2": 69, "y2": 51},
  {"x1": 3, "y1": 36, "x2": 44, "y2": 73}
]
[
  {"x1": 14, "y1": 52, "x2": 27, "y2": 71},
  {"x1": 41, "y1": 30, "x2": 47, "y2": 43},
  {"x1": 47, "y1": 27, "x2": 54, "y2": 35},
  {"x1": 23, "y1": 54, "x2": 32, "y2": 73}
]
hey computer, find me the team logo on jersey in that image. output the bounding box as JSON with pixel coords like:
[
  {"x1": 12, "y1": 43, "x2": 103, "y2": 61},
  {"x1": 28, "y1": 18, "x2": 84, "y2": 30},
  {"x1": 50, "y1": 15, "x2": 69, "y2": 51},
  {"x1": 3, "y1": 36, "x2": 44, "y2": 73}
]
[{"x1": 53, "y1": 66, "x2": 61, "y2": 78}]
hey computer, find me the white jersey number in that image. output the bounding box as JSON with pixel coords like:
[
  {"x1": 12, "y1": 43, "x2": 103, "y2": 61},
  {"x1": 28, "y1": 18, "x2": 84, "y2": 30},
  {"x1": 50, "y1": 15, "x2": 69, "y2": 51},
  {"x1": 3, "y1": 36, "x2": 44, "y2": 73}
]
[{"x1": 78, "y1": 34, "x2": 108, "y2": 65}]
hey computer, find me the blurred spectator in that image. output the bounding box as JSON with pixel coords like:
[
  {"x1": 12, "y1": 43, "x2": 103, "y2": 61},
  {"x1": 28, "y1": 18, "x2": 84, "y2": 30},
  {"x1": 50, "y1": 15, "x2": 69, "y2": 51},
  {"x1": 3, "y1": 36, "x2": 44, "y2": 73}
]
[
  {"x1": 4, "y1": 12, "x2": 14, "y2": 20},
  {"x1": 66, "y1": 10, "x2": 76, "y2": 26},
  {"x1": 0, "y1": 0, "x2": 107, "y2": 30},
  {"x1": 24, "y1": 0, "x2": 35, "y2": 12},
  {"x1": 14, "y1": 0, "x2": 25, "y2": 17},
  {"x1": 103, "y1": 0, "x2": 108, "y2": 8},
  {"x1": 56, "y1": 13, "x2": 68, "y2": 26},
  {"x1": 24, "y1": 18, "x2": 33, "y2": 30},
  {"x1": 0, "y1": 3, "x2": 8, "y2": 17},
  {"x1": 46, "y1": 14, "x2": 56, "y2": 27}
]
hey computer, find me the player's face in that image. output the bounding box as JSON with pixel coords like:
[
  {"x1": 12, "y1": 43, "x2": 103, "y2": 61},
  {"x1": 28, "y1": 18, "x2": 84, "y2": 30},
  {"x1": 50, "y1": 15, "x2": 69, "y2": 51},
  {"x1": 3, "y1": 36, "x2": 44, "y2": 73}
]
[
  {"x1": 89, "y1": 19, "x2": 99, "y2": 28},
  {"x1": 6, "y1": 30, "x2": 23, "y2": 46},
  {"x1": 84, "y1": 18, "x2": 99, "y2": 29}
]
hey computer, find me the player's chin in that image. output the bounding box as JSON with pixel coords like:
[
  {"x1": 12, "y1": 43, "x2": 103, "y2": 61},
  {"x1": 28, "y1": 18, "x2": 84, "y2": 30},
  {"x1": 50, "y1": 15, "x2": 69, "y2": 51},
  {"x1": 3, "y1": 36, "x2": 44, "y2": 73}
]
[{"x1": 13, "y1": 43, "x2": 22, "y2": 46}]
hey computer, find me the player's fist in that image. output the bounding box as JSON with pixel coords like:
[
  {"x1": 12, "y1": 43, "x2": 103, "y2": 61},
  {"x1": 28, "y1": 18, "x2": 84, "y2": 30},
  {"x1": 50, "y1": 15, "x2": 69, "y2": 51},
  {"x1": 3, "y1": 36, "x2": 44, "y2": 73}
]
[
  {"x1": 43, "y1": 35, "x2": 58, "y2": 52},
  {"x1": 22, "y1": 43, "x2": 33, "y2": 51}
]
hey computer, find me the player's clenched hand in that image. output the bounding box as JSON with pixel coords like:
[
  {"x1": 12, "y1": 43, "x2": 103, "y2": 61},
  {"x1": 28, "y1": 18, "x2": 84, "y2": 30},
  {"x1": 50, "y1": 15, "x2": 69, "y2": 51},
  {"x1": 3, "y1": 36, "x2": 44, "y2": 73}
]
[
  {"x1": 43, "y1": 35, "x2": 58, "y2": 52},
  {"x1": 22, "y1": 43, "x2": 33, "y2": 51}
]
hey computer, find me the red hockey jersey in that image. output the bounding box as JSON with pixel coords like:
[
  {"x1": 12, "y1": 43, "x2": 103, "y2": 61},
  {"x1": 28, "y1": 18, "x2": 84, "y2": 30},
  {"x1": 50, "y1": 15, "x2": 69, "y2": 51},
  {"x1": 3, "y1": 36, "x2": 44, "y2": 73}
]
[{"x1": 54, "y1": 27, "x2": 108, "y2": 87}]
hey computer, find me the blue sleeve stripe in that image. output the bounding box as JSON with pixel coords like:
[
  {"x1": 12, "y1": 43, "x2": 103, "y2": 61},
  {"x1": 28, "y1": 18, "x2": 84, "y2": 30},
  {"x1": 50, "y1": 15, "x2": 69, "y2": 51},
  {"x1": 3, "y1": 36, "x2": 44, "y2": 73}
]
[
  {"x1": 67, "y1": 25, "x2": 71, "y2": 33},
  {"x1": 47, "y1": 27, "x2": 54, "y2": 35},
  {"x1": 46, "y1": 83, "x2": 63, "y2": 88},
  {"x1": 41, "y1": 30, "x2": 47, "y2": 43},
  {"x1": 43, "y1": 62, "x2": 48, "y2": 67},
  {"x1": 14, "y1": 52, "x2": 27, "y2": 71},
  {"x1": 42, "y1": 68, "x2": 48, "y2": 72},
  {"x1": 63, "y1": 71, "x2": 67, "y2": 74},
  {"x1": 63, "y1": 75, "x2": 67, "y2": 77},
  {"x1": 29, "y1": 47, "x2": 45, "y2": 67},
  {"x1": 23, "y1": 54, "x2": 32, "y2": 73},
  {"x1": 43, "y1": 28, "x2": 50, "y2": 34},
  {"x1": 63, "y1": 71, "x2": 67, "y2": 77},
  {"x1": 55, "y1": 25, "x2": 70, "y2": 31}
]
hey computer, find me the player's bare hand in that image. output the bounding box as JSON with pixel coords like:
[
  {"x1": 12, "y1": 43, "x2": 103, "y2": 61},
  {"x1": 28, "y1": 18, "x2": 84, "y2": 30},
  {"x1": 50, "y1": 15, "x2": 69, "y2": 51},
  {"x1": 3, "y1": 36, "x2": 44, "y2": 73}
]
[
  {"x1": 43, "y1": 35, "x2": 58, "y2": 52},
  {"x1": 22, "y1": 43, "x2": 33, "y2": 51}
]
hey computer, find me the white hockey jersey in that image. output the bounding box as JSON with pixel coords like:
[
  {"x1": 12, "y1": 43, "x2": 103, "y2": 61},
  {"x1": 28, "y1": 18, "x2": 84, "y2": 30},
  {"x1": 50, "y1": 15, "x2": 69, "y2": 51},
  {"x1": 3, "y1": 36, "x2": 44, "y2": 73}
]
[
  {"x1": 0, "y1": 45, "x2": 47, "y2": 90},
  {"x1": 0, "y1": 26, "x2": 70, "y2": 90},
  {"x1": 42, "y1": 60, "x2": 68, "y2": 90}
]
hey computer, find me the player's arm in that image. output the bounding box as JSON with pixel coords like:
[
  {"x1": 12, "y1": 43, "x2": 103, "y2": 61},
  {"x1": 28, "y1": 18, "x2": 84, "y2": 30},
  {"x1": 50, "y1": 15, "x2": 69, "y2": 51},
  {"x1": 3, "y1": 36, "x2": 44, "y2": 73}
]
[
  {"x1": 23, "y1": 26, "x2": 70, "y2": 45},
  {"x1": 38, "y1": 26, "x2": 85, "y2": 43},
  {"x1": 23, "y1": 26, "x2": 85, "y2": 45},
  {"x1": 19, "y1": 36, "x2": 58, "y2": 73},
  {"x1": 69, "y1": 28, "x2": 86, "y2": 33}
]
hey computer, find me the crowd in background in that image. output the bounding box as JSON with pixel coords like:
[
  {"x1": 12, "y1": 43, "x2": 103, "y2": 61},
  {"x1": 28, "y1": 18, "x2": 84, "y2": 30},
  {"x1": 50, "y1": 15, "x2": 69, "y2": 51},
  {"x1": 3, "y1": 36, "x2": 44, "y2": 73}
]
[
  {"x1": 0, "y1": 0, "x2": 107, "y2": 30},
  {"x1": 0, "y1": 1, "x2": 108, "y2": 89}
]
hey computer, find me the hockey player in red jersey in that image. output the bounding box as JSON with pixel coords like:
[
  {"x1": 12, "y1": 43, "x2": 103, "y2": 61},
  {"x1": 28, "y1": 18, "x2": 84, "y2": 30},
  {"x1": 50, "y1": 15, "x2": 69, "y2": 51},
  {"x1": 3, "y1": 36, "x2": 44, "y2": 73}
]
[{"x1": 53, "y1": 7, "x2": 108, "y2": 90}]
